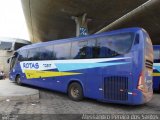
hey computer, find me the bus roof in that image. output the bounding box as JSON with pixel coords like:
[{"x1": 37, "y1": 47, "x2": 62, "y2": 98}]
[
  {"x1": 0, "y1": 37, "x2": 31, "y2": 44},
  {"x1": 18, "y1": 27, "x2": 142, "y2": 51}
]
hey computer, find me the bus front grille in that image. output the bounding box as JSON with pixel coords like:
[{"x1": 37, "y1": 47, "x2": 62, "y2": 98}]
[{"x1": 104, "y1": 76, "x2": 128, "y2": 101}]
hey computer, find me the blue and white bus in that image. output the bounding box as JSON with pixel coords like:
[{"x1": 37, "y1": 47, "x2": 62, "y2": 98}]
[
  {"x1": 153, "y1": 45, "x2": 160, "y2": 92},
  {"x1": 0, "y1": 38, "x2": 31, "y2": 77},
  {"x1": 9, "y1": 27, "x2": 153, "y2": 105}
]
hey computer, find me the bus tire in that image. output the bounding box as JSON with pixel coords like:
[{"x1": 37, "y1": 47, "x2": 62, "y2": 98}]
[
  {"x1": 16, "y1": 75, "x2": 22, "y2": 85},
  {"x1": 68, "y1": 82, "x2": 83, "y2": 101}
]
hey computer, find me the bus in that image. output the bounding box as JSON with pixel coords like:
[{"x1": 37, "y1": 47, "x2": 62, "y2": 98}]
[
  {"x1": 9, "y1": 27, "x2": 153, "y2": 105},
  {"x1": 153, "y1": 45, "x2": 160, "y2": 92},
  {"x1": 0, "y1": 37, "x2": 31, "y2": 77}
]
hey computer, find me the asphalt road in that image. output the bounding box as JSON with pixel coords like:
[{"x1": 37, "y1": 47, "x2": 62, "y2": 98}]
[
  {"x1": 0, "y1": 87, "x2": 160, "y2": 114},
  {"x1": 39, "y1": 89, "x2": 160, "y2": 114},
  {"x1": 0, "y1": 85, "x2": 160, "y2": 120}
]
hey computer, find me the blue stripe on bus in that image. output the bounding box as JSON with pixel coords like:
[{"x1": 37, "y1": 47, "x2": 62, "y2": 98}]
[
  {"x1": 154, "y1": 66, "x2": 160, "y2": 72},
  {"x1": 55, "y1": 62, "x2": 130, "y2": 72}
]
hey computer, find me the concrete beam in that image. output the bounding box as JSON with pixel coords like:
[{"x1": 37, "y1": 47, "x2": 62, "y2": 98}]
[{"x1": 96, "y1": 0, "x2": 160, "y2": 44}]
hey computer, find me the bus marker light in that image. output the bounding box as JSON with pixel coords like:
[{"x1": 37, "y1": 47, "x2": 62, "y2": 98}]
[
  {"x1": 120, "y1": 89, "x2": 124, "y2": 92},
  {"x1": 128, "y1": 92, "x2": 137, "y2": 96},
  {"x1": 99, "y1": 88, "x2": 103, "y2": 91},
  {"x1": 132, "y1": 92, "x2": 137, "y2": 96}
]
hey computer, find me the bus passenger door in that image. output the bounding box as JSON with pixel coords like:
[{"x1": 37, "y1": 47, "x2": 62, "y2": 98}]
[{"x1": 9, "y1": 52, "x2": 22, "y2": 80}]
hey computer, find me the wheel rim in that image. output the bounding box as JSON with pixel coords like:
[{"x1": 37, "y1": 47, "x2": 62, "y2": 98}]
[{"x1": 71, "y1": 86, "x2": 80, "y2": 98}]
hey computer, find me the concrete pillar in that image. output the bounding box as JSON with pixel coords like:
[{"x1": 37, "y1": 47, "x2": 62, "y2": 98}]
[{"x1": 72, "y1": 13, "x2": 91, "y2": 37}]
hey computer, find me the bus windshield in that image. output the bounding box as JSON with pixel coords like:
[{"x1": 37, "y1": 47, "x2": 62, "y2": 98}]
[
  {"x1": 10, "y1": 52, "x2": 18, "y2": 70},
  {"x1": 98, "y1": 33, "x2": 134, "y2": 54}
]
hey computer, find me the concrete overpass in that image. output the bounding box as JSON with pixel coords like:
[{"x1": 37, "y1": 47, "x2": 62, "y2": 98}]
[{"x1": 21, "y1": 0, "x2": 160, "y2": 44}]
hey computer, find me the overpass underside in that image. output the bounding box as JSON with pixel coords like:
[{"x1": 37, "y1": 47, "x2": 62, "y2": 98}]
[{"x1": 21, "y1": 0, "x2": 160, "y2": 44}]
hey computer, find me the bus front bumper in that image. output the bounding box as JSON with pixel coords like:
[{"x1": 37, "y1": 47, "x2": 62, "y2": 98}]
[
  {"x1": 9, "y1": 74, "x2": 15, "y2": 81},
  {"x1": 131, "y1": 89, "x2": 153, "y2": 105}
]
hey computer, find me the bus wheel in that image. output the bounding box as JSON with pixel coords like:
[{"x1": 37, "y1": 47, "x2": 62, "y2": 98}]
[
  {"x1": 16, "y1": 75, "x2": 22, "y2": 85},
  {"x1": 68, "y1": 82, "x2": 83, "y2": 101}
]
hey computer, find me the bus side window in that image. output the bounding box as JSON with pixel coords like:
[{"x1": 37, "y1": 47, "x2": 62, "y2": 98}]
[
  {"x1": 75, "y1": 46, "x2": 93, "y2": 59},
  {"x1": 99, "y1": 47, "x2": 109, "y2": 58},
  {"x1": 97, "y1": 36, "x2": 129, "y2": 58},
  {"x1": 96, "y1": 39, "x2": 113, "y2": 58},
  {"x1": 71, "y1": 41, "x2": 87, "y2": 59},
  {"x1": 18, "y1": 50, "x2": 28, "y2": 61},
  {"x1": 28, "y1": 48, "x2": 40, "y2": 61},
  {"x1": 78, "y1": 47, "x2": 87, "y2": 59},
  {"x1": 40, "y1": 45, "x2": 55, "y2": 60},
  {"x1": 53, "y1": 43, "x2": 71, "y2": 60},
  {"x1": 86, "y1": 46, "x2": 93, "y2": 58},
  {"x1": 134, "y1": 34, "x2": 139, "y2": 45},
  {"x1": 93, "y1": 47, "x2": 100, "y2": 58},
  {"x1": 86, "y1": 39, "x2": 96, "y2": 58}
]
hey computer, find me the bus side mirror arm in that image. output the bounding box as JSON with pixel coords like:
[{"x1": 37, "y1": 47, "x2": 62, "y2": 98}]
[{"x1": 7, "y1": 58, "x2": 10, "y2": 63}]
